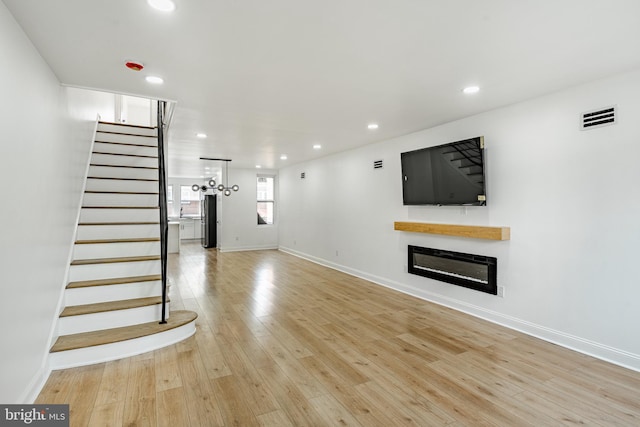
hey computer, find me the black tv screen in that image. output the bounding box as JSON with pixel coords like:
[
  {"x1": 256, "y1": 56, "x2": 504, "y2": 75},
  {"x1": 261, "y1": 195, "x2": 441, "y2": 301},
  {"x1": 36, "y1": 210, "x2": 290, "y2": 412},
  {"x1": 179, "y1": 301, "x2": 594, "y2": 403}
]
[{"x1": 401, "y1": 136, "x2": 486, "y2": 206}]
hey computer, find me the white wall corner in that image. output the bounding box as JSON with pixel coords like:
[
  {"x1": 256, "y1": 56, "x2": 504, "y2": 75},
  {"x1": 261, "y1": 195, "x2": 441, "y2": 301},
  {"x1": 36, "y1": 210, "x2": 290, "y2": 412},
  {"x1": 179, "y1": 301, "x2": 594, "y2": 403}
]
[{"x1": 18, "y1": 364, "x2": 51, "y2": 404}]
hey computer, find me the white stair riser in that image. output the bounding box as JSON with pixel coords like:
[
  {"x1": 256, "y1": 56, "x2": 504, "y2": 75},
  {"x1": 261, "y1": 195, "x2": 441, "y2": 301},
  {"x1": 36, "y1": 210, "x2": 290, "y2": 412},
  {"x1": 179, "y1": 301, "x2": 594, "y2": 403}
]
[
  {"x1": 86, "y1": 178, "x2": 158, "y2": 193},
  {"x1": 91, "y1": 153, "x2": 158, "y2": 168},
  {"x1": 65, "y1": 281, "x2": 163, "y2": 306},
  {"x1": 88, "y1": 165, "x2": 159, "y2": 181},
  {"x1": 76, "y1": 224, "x2": 160, "y2": 240},
  {"x1": 93, "y1": 142, "x2": 158, "y2": 157},
  {"x1": 80, "y1": 208, "x2": 159, "y2": 223},
  {"x1": 69, "y1": 260, "x2": 161, "y2": 282},
  {"x1": 49, "y1": 321, "x2": 195, "y2": 370},
  {"x1": 97, "y1": 124, "x2": 157, "y2": 137},
  {"x1": 95, "y1": 132, "x2": 157, "y2": 146},
  {"x1": 73, "y1": 241, "x2": 160, "y2": 260},
  {"x1": 58, "y1": 303, "x2": 169, "y2": 335},
  {"x1": 83, "y1": 193, "x2": 158, "y2": 207}
]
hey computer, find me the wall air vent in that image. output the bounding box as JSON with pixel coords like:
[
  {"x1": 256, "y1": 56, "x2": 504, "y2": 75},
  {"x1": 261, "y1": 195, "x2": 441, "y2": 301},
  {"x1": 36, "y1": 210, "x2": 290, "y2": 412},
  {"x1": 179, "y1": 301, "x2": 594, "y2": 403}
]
[
  {"x1": 373, "y1": 160, "x2": 383, "y2": 169},
  {"x1": 300, "y1": 172, "x2": 305, "y2": 179},
  {"x1": 581, "y1": 106, "x2": 617, "y2": 130}
]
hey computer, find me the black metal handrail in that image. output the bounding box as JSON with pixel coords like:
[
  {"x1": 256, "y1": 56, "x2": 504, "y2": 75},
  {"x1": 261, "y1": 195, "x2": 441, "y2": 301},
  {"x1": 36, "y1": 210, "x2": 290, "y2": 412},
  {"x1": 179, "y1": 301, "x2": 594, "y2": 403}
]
[{"x1": 157, "y1": 100, "x2": 169, "y2": 324}]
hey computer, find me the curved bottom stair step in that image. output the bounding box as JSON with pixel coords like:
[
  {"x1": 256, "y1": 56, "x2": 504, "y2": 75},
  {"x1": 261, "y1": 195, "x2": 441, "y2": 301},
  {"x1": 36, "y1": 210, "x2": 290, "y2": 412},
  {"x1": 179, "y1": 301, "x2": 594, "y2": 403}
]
[
  {"x1": 49, "y1": 310, "x2": 198, "y2": 369},
  {"x1": 51, "y1": 310, "x2": 196, "y2": 352}
]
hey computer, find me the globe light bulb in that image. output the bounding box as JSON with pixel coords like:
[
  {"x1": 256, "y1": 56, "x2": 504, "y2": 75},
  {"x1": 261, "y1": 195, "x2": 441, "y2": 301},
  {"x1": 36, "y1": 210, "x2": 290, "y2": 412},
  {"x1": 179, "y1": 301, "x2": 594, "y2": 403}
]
[{"x1": 231, "y1": 185, "x2": 239, "y2": 192}]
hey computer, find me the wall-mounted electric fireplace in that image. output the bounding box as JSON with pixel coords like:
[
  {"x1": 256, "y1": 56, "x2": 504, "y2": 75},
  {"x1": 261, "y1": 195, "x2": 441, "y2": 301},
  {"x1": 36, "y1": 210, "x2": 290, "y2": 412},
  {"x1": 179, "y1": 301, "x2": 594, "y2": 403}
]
[{"x1": 408, "y1": 245, "x2": 497, "y2": 295}]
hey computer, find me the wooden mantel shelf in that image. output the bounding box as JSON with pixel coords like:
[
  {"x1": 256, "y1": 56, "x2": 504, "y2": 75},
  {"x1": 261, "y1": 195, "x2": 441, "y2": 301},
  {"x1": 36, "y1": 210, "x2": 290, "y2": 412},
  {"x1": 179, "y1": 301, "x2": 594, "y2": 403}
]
[{"x1": 394, "y1": 221, "x2": 510, "y2": 241}]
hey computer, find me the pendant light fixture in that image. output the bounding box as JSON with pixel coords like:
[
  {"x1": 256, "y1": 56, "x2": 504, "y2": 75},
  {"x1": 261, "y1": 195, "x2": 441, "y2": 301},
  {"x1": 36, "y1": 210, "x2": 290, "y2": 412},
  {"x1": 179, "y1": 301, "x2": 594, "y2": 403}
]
[
  {"x1": 191, "y1": 178, "x2": 217, "y2": 193},
  {"x1": 197, "y1": 157, "x2": 239, "y2": 196}
]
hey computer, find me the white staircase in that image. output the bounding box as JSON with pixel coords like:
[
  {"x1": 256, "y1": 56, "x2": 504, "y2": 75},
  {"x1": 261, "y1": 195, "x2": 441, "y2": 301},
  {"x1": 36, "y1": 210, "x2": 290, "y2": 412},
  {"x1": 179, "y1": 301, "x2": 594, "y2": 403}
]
[{"x1": 49, "y1": 122, "x2": 196, "y2": 369}]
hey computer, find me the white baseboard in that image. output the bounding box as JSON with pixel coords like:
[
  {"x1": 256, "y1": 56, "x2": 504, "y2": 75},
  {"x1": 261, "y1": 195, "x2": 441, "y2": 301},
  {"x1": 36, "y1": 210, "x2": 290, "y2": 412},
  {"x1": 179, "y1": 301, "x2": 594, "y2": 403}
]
[
  {"x1": 219, "y1": 245, "x2": 279, "y2": 253},
  {"x1": 279, "y1": 246, "x2": 640, "y2": 373},
  {"x1": 20, "y1": 364, "x2": 51, "y2": 404}
]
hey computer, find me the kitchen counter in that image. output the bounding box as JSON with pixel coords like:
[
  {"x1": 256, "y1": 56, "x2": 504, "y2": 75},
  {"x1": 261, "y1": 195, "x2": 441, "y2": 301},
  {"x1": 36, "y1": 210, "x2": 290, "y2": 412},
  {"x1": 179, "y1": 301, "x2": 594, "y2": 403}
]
[{"x1": 168, "y1": 221, "x2": 180, "y2": 253}]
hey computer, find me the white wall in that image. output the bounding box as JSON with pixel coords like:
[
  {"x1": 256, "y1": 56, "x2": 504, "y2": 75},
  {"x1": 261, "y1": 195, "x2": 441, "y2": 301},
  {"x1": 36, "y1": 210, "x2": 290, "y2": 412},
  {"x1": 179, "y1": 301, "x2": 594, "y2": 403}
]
[
  {"x1": 0, "y1": 3, "x2": 114, "y2": 402},
  {"x1": 279, "y1": 68, "x2": 640, "y2": 371},
  {"x1": 66, "y1": 86, "x2": 116, "y2": 123},
  {"x1": 219, "y1": 168, "x2": 279, "y2": 252}
]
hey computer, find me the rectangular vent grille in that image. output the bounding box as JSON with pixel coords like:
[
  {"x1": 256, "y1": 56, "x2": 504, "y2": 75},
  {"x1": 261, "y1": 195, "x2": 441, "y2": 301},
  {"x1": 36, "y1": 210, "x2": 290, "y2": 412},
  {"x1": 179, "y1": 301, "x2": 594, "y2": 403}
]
[
  {"x1": 581, "y1": 106, "x2": 616, "y2": 130},
  {"x1": 373, "y1": 160, "x2": 383, "y2": 169},
  {"x1": 300, "y1": 172, "x2": 305, "y2": 179}
]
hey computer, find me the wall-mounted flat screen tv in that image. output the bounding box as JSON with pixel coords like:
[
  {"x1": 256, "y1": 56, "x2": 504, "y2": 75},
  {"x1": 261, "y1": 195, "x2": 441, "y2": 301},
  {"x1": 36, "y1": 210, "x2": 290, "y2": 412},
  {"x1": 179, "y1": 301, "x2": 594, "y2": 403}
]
[{"x1": 401, "y1": 136, "x2": 486, "y2": 206}]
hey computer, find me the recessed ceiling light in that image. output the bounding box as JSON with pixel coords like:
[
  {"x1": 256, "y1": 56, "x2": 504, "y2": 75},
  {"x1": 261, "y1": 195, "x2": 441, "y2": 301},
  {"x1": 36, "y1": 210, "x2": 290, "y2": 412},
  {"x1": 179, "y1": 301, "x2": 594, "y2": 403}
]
[
  {"x1": 196, "y1": 133, "x2": 207, "y2": 138},
  {"x1": 145, "y1": 75, "x2": 164, "y2": 84},
  {"x1": 368, "y1": 123, "x2": 379, "y2": 130},
  {"x1": 280, "y1": 155, "x2": 288, "y2": 160},
  {"x1": 256, "y1": 165, "x2": 262, "y2": 169},
  {"x1": 147, "y1": 0, "x2": 175, "y2": 12},
  {"x1": 313, "y1": 144, "x2": 322, "y2": 150},
  {"x1": 463, "y1": 86, "x2": 480, "y2": 94}
]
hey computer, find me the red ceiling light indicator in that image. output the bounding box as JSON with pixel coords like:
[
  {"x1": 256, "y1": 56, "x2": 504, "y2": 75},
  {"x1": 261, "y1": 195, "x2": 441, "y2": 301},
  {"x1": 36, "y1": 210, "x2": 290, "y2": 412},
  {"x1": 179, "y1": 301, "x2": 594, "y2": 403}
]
[{"x1": 125, "y1": 61, "x2": 144, "y2": 71}]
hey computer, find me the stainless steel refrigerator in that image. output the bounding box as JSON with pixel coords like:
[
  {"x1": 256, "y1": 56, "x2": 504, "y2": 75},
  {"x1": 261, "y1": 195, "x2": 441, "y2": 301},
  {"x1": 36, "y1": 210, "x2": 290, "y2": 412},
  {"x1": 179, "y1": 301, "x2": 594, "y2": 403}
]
[{"x1": 202, "y1": 194, "x2": 217, "y2": 248}]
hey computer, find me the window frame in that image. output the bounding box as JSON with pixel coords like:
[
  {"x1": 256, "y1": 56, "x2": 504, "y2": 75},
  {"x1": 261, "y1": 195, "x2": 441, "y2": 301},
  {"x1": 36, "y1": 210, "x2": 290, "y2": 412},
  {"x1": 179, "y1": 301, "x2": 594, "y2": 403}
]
[
  {"x1": 180, "y1": 184, "x2": 201, "y2": 217},
  {"x1": 256, "y1": 174, "x2": 275, "y2": 226}
]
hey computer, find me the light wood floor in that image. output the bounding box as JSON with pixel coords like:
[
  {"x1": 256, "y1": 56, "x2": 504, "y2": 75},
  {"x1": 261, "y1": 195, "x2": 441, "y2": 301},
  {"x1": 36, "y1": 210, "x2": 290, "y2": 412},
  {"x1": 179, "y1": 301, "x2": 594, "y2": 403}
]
[{"x1": 37, "y1": 242, "x2": 640, "y2": 426}]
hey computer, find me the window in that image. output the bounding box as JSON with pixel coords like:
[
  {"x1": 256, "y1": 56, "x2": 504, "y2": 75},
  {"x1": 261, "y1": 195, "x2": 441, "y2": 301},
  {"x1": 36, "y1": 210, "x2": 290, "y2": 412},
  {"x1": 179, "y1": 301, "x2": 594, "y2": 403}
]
[
  {"x1": 167, "y1": 185, "x2": 176, "y2": 217},
  {"x1": 257, "y1": 176, "x2": 274, "y2": 225},
  {"x1": 180, "y1": 185, "x2": 201, "y2": 217}
]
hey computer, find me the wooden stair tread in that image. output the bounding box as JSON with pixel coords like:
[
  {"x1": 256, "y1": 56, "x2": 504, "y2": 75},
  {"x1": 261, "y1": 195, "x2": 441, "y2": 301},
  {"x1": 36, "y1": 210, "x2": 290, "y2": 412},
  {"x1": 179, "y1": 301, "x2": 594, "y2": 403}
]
[
  {"x1": 90, "y1": 163, "x2": 158, "y2": 170},
  {"x1": 93, "y1": 151, "x2": 158, "y2": 159},
  {"x1": 84, "y1": 190, "x2": 159, "y2": 195},
  {"x1": 94, "y1": 140, "x2": 158, "y2": 148},
  {"x1": 67, "y1": 274, "x2": 162, "y2": 289},
  {"x1": 95, "y1": 130, "x2": 157, "y2": 138},
  {"x1": 75, "y1": 237, "x2": 160, "y2": 244},
  {"x1": 51, "y1": 310, "x2": 197, "y2": 353},
  {"x1": 98, "y1": 121, "x2": 157, "y2": 130},
  {"x1": 71, "y1": 255, "x2": 160, "y2": 266},
  {"x1": 95, "y1": 131, "x2": 156, "y2": 138},
  {"x1": 60, "y1": 296, "x2": 165, "y2": 317},
  {"x1": 81, "y1": 206, "x2": 159, "y2": 209},
  {"x1": 78, "y1": 221, "x2": 159, "y2": 226},
  {"x1": 87, "y1": 176, "x2": 158, "y2": 182}
]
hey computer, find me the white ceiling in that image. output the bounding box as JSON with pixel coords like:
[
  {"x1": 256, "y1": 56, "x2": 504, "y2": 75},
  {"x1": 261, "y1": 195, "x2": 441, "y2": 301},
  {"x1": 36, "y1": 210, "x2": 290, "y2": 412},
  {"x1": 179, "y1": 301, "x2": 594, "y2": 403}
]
[{"x1": 4, "y1": 0, "x2": 640, "y2": 177}]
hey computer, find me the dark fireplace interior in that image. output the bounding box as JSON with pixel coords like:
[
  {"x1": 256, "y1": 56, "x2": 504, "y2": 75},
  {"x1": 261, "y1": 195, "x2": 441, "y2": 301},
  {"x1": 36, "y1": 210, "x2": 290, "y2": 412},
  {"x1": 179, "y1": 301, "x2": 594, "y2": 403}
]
[{"x1": 408, "y1": 245, "x2": 497, "y2": 295}]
